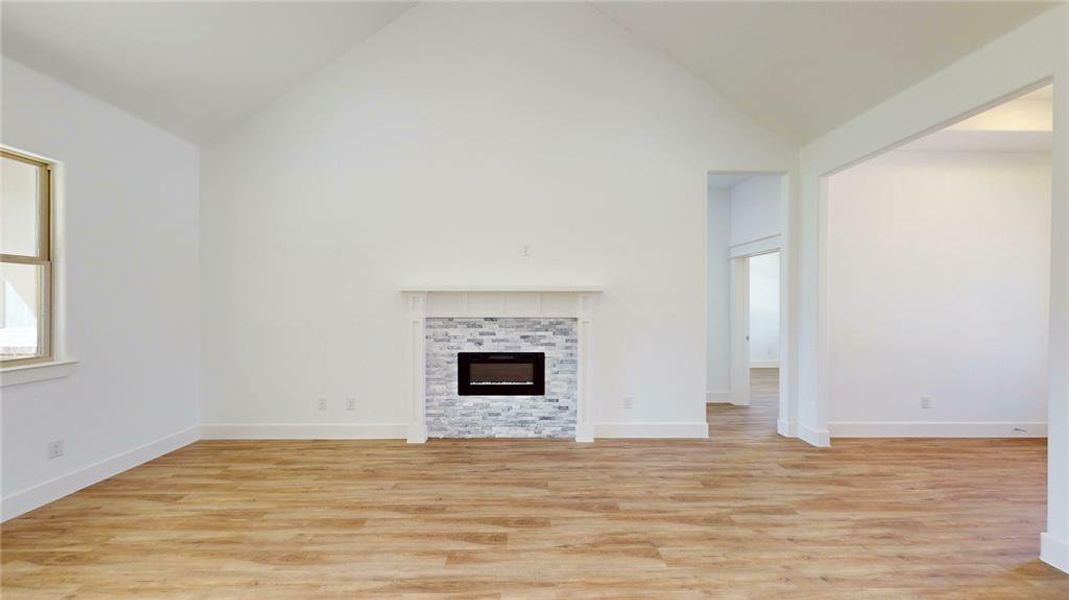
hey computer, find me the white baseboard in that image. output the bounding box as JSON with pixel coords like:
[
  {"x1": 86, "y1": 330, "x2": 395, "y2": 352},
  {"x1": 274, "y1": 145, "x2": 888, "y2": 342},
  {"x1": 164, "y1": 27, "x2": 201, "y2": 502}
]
[
  {"x1": 574, "y1": 423, "x2": 594, "y2": 443},
  {"x1": 706, "y1": 390, "x2": 731, "y2": 403},
  {"x1": 777, "y1": 419, "x2": 796, "y2": 437},
  {"x1": 828, "y1": 421, "x2": 1048, "y2": 438},
  {"x1": 1, "y1": 425, "x2": 199, "y2": 522},
  {"x1": 1041, "y1": 532, "x2": 1069, "y2": 574},
  {"x1": 204, "y1": 422, "x2": 711, "y2": 441},
  {"x1": 200, "y1": 423, "x2": 408, "y2": 440},
  {"x1": 406, "y1": 422, "x2": 428, "y2": 444},
  {"x1": 593, "y1": 422, "x2": 709, "y2": 439},
  {"x1": 750, "y1": 360, "x2": 779, "y2": 369},
  {"x1": 797, "y1": 422, "x2": 831, "y2": 447}
]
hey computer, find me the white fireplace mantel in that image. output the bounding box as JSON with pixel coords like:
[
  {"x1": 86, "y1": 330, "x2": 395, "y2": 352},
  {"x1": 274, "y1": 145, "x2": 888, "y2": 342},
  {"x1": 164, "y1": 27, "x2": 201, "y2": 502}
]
[
  {"x1": 400, "y1": 287, "x2": 603, "y2": 443},
  {"x1": 398, "y1": 286, "x2": 603, "y2": 293}
]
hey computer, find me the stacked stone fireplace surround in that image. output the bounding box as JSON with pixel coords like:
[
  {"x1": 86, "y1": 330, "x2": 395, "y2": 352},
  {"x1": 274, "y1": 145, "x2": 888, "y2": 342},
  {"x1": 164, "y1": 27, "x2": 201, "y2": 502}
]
[
  {"x1": 425, "y1": 317, "x2": 578, "y2": 438},
  {"x1": 402, "y1": 289, "x2": 598, "y2": 443}
]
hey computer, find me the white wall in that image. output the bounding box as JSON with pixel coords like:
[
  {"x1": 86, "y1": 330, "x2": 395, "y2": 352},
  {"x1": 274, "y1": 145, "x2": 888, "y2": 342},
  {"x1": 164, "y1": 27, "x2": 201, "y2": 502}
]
[
  {"x1": 827, "y1": 150, "x2": 1050, "y2": 434},
  {"x1": 0, "y1": 58, "x2": 200, "y2": 519},
  {"x1": 730, "y1": 175, "x2": 781, "y2": 246},
  {"x1": 199, "y1": 2, "x2": 792, "y2": 437},
  {"x1": 707, "y1": 186, "x2": 731, "y2": 397},
  {"x1": 748, "y1": 251, "x2": 780, "y2": 367}
]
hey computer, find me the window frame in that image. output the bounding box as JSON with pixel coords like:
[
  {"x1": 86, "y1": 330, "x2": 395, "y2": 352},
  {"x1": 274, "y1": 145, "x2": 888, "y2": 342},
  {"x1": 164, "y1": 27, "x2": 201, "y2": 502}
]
[{"x1": 1, "y1": 148, "x2": 53, "y2": 367}]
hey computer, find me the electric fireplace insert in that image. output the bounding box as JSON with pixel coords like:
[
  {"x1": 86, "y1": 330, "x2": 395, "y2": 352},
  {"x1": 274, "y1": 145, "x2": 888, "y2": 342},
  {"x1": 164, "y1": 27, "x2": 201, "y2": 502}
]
[{"x1": 457, "y1": 352, "x2": 545, "y2": 396}]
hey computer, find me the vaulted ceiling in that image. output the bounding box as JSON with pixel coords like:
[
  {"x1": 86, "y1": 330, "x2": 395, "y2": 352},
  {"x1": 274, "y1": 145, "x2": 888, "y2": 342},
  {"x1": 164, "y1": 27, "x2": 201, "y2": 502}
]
[
  {"x1": 1, "y1": 1, "x2": 1057, "y2": 144},
  {"x1": 594, "y1": 1, "x2": 1055, "y2": 143},
  {"x1": 1, "y1": 1, "x2": 416, "y2": 142}
]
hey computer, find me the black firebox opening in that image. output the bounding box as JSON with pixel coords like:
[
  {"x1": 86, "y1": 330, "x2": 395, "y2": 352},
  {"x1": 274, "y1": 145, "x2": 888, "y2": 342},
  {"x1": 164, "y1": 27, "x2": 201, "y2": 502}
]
[{"x1": 458, "y1": 352, "x2": 545, "y2": 396}]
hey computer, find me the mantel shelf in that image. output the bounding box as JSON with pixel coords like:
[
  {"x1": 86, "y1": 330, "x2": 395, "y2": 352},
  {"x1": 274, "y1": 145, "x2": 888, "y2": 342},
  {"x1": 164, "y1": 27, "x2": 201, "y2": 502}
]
[{"x1": 399, "y1": 286, "x2": 604, "y2": 294}]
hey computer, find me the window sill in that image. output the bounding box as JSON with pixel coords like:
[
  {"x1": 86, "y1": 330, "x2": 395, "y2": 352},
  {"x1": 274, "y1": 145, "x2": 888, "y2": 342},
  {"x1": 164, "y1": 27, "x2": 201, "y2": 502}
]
[{"x1": 1, "y1": 359, "x2": 78, "y2": 387}]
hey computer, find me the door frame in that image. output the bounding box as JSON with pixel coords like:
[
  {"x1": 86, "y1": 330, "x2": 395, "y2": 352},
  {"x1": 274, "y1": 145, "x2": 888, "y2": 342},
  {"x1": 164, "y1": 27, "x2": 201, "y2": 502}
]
[
  {"x1": 707, "y1": 170, "x2": 793, "y2": 436},
  {"x1": 729, "y1": 240, "x2": 781, "y2": 407}
]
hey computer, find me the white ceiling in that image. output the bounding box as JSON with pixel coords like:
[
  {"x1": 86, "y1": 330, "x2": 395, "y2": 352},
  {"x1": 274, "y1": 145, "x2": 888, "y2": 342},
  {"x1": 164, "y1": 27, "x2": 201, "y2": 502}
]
[
  {"x1": 594, "y1": 1, "x2": 1056, "y2": 143},
  {"x1": 1, "y1": 1, "x2": 1057, "y2": 145},
  {"x1": 1, "y1": 1, "x2": 416, "y2": 142}
]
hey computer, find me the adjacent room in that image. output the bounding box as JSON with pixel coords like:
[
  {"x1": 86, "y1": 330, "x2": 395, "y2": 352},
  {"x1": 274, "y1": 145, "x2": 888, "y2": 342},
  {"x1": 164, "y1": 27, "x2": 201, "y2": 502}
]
[
  {"x1": 1, "y1": 1, "x2": 1067, "y2": 597},
  {"x1": 826, "y1": 85, "x2": 1053, "y2": 439}
]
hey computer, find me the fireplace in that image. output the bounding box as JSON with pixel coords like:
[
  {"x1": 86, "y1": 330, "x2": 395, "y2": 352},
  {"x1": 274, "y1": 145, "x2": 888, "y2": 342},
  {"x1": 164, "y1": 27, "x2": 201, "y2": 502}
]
[
  {"x1": 458, "y1": 352, "x2": 545, "y2": 396},
  {"x1": 408, "y1": 292, "x2": 599, "y2": 441}
]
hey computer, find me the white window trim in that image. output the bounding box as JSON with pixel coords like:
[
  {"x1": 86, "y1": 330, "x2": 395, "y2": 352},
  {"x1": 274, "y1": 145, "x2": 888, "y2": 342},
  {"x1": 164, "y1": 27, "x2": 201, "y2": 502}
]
[
  {"x1": 1, "y1": 358, "x2": 77, "y2": 386},
  {"x1": 1, "y1": 148, "x2": 71, "y2": 385}
]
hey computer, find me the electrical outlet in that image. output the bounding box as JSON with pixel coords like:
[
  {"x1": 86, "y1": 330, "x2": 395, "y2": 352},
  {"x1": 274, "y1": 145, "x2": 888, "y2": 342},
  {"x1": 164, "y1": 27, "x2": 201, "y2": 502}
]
[
  {"x1": 346, "y1": 398, "x2": 356, "y2": 411},
  {"x1": 520, "y1": 244, "x2": 531, "y2": 258},
  {"x1": 623, "y1": 396, "x2": 634, "y2": 410},
  {"x1": 317, "y1": 398, "x2": 327, "y2": 411},
  {"x1": 920, "y1": 396, "x2": 932, "y2": 410},
  {"x1": 47, "y1": 439, "x2": 64, "y2": 460}
]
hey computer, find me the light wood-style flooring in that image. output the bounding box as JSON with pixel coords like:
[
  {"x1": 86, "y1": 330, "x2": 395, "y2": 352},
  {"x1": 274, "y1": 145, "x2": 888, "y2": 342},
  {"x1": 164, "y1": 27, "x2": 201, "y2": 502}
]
[{"x1": 3, "y1": 369, "x2": 1067, "y2": 598}]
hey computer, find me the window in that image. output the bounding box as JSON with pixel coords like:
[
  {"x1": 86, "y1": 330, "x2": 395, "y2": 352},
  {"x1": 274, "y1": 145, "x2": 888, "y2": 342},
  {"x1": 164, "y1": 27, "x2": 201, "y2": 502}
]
[{"x1": 1, "y1": 149, "x2": 52, "y2": 365}]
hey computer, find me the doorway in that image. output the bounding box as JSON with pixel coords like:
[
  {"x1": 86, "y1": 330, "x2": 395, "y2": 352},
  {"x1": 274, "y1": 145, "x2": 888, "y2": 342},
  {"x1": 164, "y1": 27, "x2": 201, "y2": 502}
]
[
  {"x1": 707, "y1": 172, "x2": 787, "y2": 431},
  {"x1": 730, "y1": 250, "x2": 780, "y2": 410}
]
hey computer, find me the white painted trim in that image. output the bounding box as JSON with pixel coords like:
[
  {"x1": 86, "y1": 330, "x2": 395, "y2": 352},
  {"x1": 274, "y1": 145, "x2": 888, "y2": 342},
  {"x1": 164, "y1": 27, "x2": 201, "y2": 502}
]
[
  {"x1": 1041, "y1": 532, "x2": 1069, "y2": 574},
  {"x1": 729, "y1": 257, "x2": 751, "y2": 406},
  {"x1": 593, "y1": 422, "x2": 709, "y2": 439},
  {"x1": 706, "y1": 390, "x2": 731, "y2": 403},
  {"x1": 815, "y1": 174, "x2": 832, "y2": 446},
  {"x1": 575, "y1": 293, "x2": 595, "y2": 443},
  {"x1": 398, "y1": 286, "x2": 603, "y2": 293},
  {"x1": 729, "y1": 233, "x2": 781, "y2": 259},
  {"x1": 404, "y1": 291, "x2": 428, "y2": 443},
  {"x1": 0, "y1": 425, "x2": 198, "y2": 522},
  {"x1": 1, "y1": 359, "x2": 78, "y2": 387},
  {"x1": 829, "y1": 421, "x2": 1048, "y2": 438},
  {"x1": 204, "y1": 422, "x2": 707, "y2": 441},
  {"x1": 414, "y1": 290, "x2": 604, "y2": 318},
  {"x1": 0, "y1": 154, "x2": 77, "y2": 391},
  {"x1": 778, "y1": 172, "x2": 796, "y2": 438},
  {"x1": 797, "y1": 423, "x2": 831, "y2": 447},
  {"x1": 200, "y1": 423, "x2": 407, "y2": 440},
  {"x1": 750, "y1": 360, "x2": 779, "y2": 369},
  {"x1": 406, "y1": 423, "x2": 428, "y2": 444},
  {"x1": 575, "y1": 423, "x2": 594, "y2": 443},
  {"x1": 777, "y1": 419, "x2": 796, "y2": 437}
]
